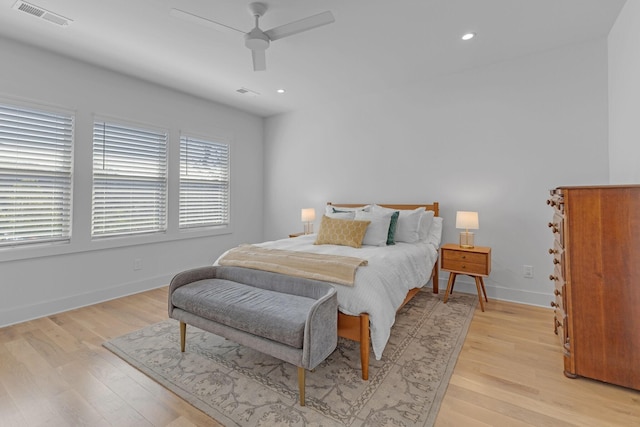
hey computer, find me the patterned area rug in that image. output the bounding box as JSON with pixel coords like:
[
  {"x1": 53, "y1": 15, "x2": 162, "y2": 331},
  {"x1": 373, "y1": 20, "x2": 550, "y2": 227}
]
[{"x1": 104, "y1": 291, "x2": 477, "y2": 426}]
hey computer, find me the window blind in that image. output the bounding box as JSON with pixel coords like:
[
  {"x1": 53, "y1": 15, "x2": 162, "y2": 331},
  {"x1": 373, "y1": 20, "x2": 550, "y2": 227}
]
[
  {"x1": 92, "y1": 120, "x2": 167, "y2": 237},
  {"x1": 0, "y1": 103, "x2": 73, "y2": 247},
  {"x1": 179, "y1": 135, "x2": 230, "y2": 228}
]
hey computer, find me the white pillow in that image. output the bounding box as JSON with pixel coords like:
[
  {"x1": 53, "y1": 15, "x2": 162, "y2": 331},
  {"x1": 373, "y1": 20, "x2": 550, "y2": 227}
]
[
  {"x1": 354, "y1": 210, "x2": 393, "y2": 246},
  {"x1": 427, "y1": 216, "x2": 443, "y2": 248},
  {"x1": 324, "y1": 204, "x2": 371, "y2": 215},
  {"x1": 418, "y1": 210, "x2": 435, "y2": 241},
  {"x1": 396, "y1": 208, "x2": 425, "y2": 243},
  {"x1": 326, "y1": 211, "x2": 355, "y2": 220},
  {"x1": 372, "y1": 205, "x2": 425, "y2": 243}
]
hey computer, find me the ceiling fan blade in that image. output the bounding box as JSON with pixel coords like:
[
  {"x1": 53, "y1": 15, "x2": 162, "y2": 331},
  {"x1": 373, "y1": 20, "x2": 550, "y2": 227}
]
[
  {"x1": 252, "y1": 49, "x2": 266, "y2": 71},
  {"x1": 264, "y1": 10, "x2": 334, "y2": 41},
  {"x1": 169, "y1": 8, "x2": 244, "y2": 35}
]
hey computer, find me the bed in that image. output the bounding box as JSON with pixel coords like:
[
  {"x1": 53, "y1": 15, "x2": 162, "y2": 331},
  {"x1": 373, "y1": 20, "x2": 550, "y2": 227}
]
[{"x1": 215, "y1": 202, "x2": 442, "y2": 380}]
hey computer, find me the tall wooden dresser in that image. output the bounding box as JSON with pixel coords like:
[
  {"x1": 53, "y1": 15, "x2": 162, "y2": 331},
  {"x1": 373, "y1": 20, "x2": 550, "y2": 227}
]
[{"x1": 547, "y1": 185, "x2": 640, "y2": 390}]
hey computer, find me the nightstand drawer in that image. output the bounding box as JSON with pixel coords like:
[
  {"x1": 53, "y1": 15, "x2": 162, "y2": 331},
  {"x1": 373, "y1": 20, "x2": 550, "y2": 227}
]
[
  {"x1": 440, "y1": 246, "x2": 490, "y2": 276},
  {"x1": 442, "y1": 249, "x2": 487, "y2": 265},
  {"x1": 441, "y1": 258, "x2": 488, "y2": 275}
]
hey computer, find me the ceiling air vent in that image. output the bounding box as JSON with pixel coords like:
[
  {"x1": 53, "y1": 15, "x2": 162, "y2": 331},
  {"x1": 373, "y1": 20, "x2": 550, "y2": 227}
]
[
  {"x1": 236, "y1": 87, "x2": 260, "y2": 97},
  {"x1": 13, "y1": 1, "x2": 73, "y2": 27}
]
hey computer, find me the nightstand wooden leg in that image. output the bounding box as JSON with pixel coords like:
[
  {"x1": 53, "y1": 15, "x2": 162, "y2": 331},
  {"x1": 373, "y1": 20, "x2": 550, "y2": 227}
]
[
  {"x1": 474, "y1": 277, "x2": 485, "y2": 312},
  {"x1": 479, "y1": 277, "x2": 488, "y2": 302},
  {"x1": 444, "y1": 273, "x2": 457, "y2": 303}
]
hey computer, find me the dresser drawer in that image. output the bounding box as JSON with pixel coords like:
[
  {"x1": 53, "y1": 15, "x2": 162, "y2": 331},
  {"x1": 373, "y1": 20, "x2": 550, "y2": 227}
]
[
  {"x1": 441, "y1": 249, "x2": 490, "y2": 275},
  {"x1": 547, "y1": 189, "x2": 565, "y2": 214},
  {"x1": 551, "y1": 286, "x2": 564, "y2": 312},
  {"x1": 549, "y1": 265, "x2": 564, "y2": 286},
  {"x1": 554, "y1": 313, "x2": 570, "y2": 351},
  {"x1": 549, "y1": 213, "x2": 564, "y2": 247},
  {"x1": 549, "y1": 240, "x2": 565, "y2": 278}
]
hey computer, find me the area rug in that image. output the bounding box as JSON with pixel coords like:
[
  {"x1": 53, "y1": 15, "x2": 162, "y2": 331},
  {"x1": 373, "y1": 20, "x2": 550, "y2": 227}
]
[{"x1": 104, "y1": 290, "x2": 477, "y2": 426}]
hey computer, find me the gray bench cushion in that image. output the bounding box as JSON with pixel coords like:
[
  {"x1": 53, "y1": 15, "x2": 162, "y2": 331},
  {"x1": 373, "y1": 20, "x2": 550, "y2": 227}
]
[{"x1": 171, "y1": 278, "x2": 316, "y2": 348}]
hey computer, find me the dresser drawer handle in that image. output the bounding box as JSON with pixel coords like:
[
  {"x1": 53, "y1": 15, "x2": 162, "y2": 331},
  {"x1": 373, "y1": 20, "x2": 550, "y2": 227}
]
[
  {"x1": 553, "y1": 258, "x2": 560, "y2": 264},
  {"x1": 548, "y1": 248, "x2": 558, "y2": 254},
  {"x1": 461, "y1": 255, "x2": 466, "y2": 259},
  {"x1": 554, "y1": 289, "x2": 561, "y2": 296},
  {"x1": 549, "y1": 274, "x2": 558, "y2": 281},
  {"x1": 550, "y1": 301, "x2": 558, "y2": 308}
]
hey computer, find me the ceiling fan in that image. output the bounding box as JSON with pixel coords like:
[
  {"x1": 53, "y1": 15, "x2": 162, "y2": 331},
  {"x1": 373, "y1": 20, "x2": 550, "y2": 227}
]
[{"x1": 170, "y1": 2, "x2": 335, "y2": 71}]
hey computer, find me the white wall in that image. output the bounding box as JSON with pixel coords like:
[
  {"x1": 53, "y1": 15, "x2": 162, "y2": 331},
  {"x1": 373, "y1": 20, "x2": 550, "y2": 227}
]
[
  {"x1": 608, "y1": 0, "x2": 640, "y2": 183},
  {"x1": 264, "y1": 40, "x2": 610, "y2": 306},
  {"x1": 0, "y1": 36, "x2": 265, "y2": 326}
]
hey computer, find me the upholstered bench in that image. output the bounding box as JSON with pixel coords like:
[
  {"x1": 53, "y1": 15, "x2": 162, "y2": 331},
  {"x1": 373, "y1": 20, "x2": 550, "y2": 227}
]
[{"x1": 168, "y1": 266, "x2": 338, "y2": 406}]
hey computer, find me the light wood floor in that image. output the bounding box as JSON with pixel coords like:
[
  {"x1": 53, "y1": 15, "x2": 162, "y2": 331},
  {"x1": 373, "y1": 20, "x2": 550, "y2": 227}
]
[{"x1": 1, "y1": 288, "x2": 638, "y2": 426}]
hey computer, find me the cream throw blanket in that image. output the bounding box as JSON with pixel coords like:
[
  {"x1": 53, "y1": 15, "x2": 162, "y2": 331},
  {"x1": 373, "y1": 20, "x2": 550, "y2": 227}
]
[{"x1": 218, "y1": 244, "x2": 368, "y2": 286}]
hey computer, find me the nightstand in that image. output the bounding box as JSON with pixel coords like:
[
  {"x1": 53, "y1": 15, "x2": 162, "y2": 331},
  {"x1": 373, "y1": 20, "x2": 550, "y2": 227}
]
[{"x1": 440, "y1": 243, "x2": 492, "y2": 311}]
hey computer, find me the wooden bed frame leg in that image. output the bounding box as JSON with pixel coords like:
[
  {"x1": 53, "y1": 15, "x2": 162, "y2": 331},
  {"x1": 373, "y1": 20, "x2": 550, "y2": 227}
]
[
  {"x1": 360, "y1": 314, "x2": 370, "y2": 380},
  {"x1": 433, "y1": 259, "x2": 439, "y2": 294},
  {"x1": 180, "y1": 321, "x2": 186, "y2": 352}
]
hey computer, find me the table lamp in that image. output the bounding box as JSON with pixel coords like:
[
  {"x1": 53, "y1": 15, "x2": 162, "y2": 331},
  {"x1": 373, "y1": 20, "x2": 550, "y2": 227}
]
[
  {"x1": 456, "y1": 211, "x2": 479, "y2": 248},
  {"x1": 301, "y1": 208, "x2": 316, "y2": 234}
]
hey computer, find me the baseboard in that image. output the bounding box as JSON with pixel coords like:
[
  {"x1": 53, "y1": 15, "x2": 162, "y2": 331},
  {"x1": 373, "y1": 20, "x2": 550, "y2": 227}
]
[
  {"x1": 436, "y1": 276, "x2": 552, "y2": 308},
  {"x1": 2, "y1": 274, "x2": 552, "y2": 328},
  {"x1": 0, "y1": 274, "x2": 172, "y2": 328}
]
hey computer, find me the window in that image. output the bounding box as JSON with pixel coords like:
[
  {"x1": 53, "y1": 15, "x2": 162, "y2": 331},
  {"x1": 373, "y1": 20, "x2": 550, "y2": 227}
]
[
  {"x1": 92, "y1": 120, "x2": 167, "y2": 237},
  {"x1": 179, "y1": 135, "x2": 230, "y2": 229},
  {"x1": 0, "y1": 103, "x2": 73, "y2": 247}
]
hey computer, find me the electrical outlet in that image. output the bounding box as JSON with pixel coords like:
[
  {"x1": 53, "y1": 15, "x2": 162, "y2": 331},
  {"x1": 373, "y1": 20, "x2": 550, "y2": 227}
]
[
  {"x1": 523, "y1": 265, "x2": 534, "y2": 278},
  {"x1": 133, "y1": 258, "x2": 142, "y2": 271}
]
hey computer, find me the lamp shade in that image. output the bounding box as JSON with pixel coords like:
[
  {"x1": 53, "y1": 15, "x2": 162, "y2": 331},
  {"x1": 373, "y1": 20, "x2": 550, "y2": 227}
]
[
  {"x1": 301, "y1": 208, "x2": 316, "y2": 222},
  {"x1": 456, "y1": 211, "x2": 479, "y2": 230}
]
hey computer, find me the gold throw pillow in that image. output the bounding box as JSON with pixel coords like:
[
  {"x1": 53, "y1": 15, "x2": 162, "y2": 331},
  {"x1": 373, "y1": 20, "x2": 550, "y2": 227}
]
[{"x1": 314, "y1": 215, "x2": 371, "y2": 248}]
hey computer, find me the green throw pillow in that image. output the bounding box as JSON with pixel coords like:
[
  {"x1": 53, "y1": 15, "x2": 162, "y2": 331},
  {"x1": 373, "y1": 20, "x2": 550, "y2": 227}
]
[{"x1": 387, "y1": 211, "x2": 400, "y2": 245}]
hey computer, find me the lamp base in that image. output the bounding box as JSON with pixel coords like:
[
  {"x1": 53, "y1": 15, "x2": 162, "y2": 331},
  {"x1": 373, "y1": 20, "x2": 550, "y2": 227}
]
[
  {"x1": 304, "y1": 222, "x2": 314, "y2": 235},
  {"x1": 459, "y1": 231, "x2": 474, "y2": 248}
]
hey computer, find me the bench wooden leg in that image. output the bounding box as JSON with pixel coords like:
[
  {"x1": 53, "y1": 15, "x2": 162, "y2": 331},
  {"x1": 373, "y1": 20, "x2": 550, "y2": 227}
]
[
  {"x1": 180, "y1": 321, "x2": 186, "y2": 352},
  {"x1": 298, "y1": 367, "x2": 305, "y2": 406}
]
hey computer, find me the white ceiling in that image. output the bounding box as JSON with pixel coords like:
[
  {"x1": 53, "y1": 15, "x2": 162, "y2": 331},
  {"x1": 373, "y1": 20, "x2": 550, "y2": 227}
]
[{"x1": 0, "y1": 0, "x2": 627, "y2": 117}]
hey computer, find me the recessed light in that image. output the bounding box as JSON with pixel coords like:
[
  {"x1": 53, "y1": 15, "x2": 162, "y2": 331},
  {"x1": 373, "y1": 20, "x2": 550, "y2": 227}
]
[
  {"x1": 276, "y1": 88, "x2": 286, "y2": 94},
  {"x1": 462, "y1": 32, "x2": 476, "y2": 41}
]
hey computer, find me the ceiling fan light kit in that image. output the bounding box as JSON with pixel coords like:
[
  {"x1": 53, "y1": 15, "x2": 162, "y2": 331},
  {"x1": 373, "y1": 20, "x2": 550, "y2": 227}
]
[
  {"x1": 245, "y1": 29, "x2": 269, "y2": 51},
  {"x1": 171, "y1": 2, "x2": 334, "y2": 71}
]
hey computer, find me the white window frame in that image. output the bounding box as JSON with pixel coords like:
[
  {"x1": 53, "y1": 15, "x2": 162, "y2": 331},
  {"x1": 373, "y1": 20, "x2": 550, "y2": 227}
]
[
  {"x1": 0, "y1": 101, "x2": 74, "y2": 248},
  {"x1": 92, "y1": 118, "x2": 168, "y2": 238},
  {"x1": 179, "y1": 134, "x2": 230, "y2": 229}
]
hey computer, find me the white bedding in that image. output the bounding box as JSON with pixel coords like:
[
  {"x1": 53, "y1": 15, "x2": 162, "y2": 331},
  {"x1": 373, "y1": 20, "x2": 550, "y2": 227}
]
[{"x1": 215, "y1": 217, "x2": 443, "y2": 360}]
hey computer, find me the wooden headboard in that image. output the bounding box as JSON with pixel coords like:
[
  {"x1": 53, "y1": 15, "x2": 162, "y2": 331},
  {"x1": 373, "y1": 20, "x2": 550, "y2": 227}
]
[{"x1": 327, "y1": 202, "x2": 439, "y2": 216}]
